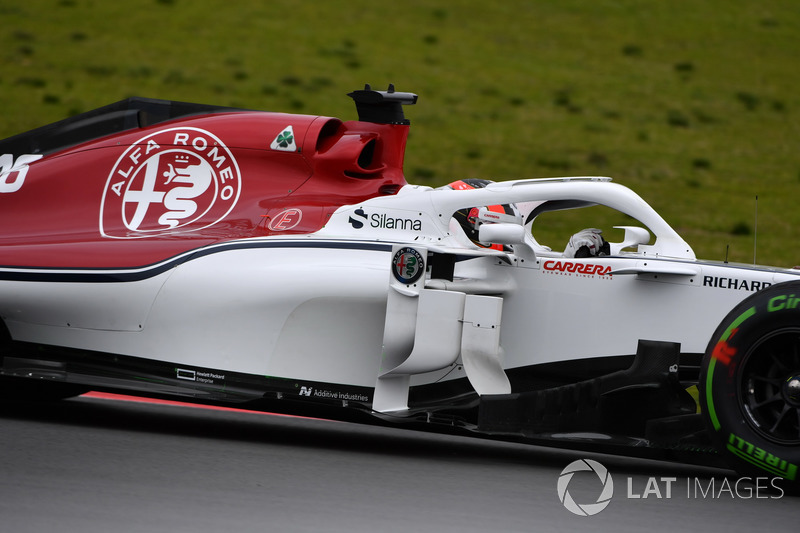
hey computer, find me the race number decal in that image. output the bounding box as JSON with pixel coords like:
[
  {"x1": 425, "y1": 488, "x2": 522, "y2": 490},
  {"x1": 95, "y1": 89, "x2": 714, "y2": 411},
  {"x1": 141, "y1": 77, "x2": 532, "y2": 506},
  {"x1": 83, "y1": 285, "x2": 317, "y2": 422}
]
[
  {"x1": 100, "y1": 127, "x2": 241, "y2": 238},
  {"x1": 0, "y1": 153, "x2": 43, "y2": 193}
]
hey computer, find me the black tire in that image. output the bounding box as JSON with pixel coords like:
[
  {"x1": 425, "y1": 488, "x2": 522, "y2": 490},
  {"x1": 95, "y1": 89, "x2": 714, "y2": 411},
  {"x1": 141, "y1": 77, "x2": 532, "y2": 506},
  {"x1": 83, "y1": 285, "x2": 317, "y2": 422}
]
[{"x1": 700, "y1": 281, "x2": 800, "y2": 487}]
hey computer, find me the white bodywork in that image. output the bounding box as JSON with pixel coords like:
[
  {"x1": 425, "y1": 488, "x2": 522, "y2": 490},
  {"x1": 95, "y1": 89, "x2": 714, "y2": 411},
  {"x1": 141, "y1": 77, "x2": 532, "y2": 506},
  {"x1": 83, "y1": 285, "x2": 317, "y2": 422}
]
[{"x1": 1, "y1": 177, "x2": 797, "y2": 410}]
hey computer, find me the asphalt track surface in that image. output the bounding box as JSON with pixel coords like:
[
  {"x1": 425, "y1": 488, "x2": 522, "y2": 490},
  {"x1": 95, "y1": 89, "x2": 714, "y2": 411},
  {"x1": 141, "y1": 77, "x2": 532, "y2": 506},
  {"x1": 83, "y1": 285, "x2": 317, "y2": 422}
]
[{"x1": 1, "y1": 393, "x2": 797, "y2": 533}]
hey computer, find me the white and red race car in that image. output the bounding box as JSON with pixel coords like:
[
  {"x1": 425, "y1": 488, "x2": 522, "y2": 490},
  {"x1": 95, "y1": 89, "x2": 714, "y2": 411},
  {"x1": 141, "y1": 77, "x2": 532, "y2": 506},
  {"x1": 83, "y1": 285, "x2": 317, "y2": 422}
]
[{"x1": 1, "y1": 85, "x2": 798, "y2": 486}]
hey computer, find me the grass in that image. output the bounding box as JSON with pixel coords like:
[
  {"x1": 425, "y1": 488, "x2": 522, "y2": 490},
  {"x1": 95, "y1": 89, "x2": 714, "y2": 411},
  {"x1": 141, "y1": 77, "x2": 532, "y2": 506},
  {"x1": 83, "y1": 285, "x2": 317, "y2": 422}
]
[{"x1": 1, "y1": 0, "x2": 799, "y2": 266}]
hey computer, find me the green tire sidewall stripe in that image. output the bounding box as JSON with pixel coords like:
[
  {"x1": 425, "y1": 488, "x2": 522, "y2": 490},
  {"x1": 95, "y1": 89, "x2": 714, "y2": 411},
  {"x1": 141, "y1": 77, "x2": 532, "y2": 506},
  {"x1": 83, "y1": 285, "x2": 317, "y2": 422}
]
[
  {"x1": 720, "y1": 306, "x2": 756, "y2": 343},
  {"x1": 705, "y1": 306, "x2": 756, "y2": 432},
  {"x1": 705, "y1": 358, "x2": 721, "y2": 430}
]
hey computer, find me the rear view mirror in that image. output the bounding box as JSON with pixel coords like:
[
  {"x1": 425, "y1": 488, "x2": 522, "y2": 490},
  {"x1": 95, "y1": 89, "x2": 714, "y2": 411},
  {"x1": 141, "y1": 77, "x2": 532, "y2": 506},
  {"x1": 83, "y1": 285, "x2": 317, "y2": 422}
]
[
  {"x1": 610, "y1": 225, "x2": 650, "y2": 254},
  {"x1": 479, "y1": 223, "x2": 526, "y2": 245}
]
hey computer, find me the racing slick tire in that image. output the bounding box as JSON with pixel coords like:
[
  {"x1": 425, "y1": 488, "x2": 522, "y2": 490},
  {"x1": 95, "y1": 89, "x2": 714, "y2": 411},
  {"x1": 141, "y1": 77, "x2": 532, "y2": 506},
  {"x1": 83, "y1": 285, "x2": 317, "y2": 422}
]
[{"x1": 700, "y1": 281, "x2": 800, "y2": 488}]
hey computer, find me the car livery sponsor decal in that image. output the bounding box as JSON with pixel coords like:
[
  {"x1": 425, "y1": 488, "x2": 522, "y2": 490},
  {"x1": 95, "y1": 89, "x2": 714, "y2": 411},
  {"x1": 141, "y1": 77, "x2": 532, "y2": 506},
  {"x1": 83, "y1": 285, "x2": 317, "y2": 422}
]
[
  {"x1": 0, "y1": 153, "x2": 43, "y2": 193},
  {"x1": 348, "y1": 208, "x2": 422, "y2": 231},
  {"x1": 176, "y1": 368, "x2": 226, "y2": 385},
  {"x1": 296, "y1": 385, "x2": 370, "y2": 403},
  {"x1": 100, "y1": 127, "x2": 241, "y2": 238},
  {"x1": 543, "y1": 260, "x2": 612, "y2": 278},
  {"x1": 392, "y1": 247, "x2": 425, "y2": 285},
  {"x1": 267, "y1": 208, "x2": 303, "y2": 231},
  {"x1": 270, "y1": 125, "x2": 297, "y2": 152},
  {"x1": 703, "y1": 276, "x2": 772, "y2": 292}
]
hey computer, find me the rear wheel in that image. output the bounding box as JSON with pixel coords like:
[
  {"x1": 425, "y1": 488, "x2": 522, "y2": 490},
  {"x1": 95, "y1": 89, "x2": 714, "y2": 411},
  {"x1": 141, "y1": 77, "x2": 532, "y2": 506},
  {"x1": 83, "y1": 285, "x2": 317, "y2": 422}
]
[{"x1": 700, "y1": 281, "x2": 800, "y2": 487}]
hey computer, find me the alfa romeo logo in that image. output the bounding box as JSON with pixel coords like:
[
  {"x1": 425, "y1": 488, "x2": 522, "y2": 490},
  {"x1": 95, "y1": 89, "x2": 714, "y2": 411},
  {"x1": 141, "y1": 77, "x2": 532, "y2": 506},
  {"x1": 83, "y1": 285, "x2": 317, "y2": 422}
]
[
  {"x1": 100, "y1": 126, "x2": 241, "y2": 238},
  {"x1": 391, "y1": 247, "x2": 424, "y2": 285},
  {"x1": 557, "y1": 459, "x2": 614, "y2": 516}
]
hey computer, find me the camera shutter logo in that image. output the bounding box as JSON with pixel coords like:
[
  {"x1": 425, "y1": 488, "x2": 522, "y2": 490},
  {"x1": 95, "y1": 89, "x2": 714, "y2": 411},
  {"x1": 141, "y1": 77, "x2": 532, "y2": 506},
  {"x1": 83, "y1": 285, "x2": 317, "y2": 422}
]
[{"x1": 557, "y1": 459, "x2": 614, "y2": 516}]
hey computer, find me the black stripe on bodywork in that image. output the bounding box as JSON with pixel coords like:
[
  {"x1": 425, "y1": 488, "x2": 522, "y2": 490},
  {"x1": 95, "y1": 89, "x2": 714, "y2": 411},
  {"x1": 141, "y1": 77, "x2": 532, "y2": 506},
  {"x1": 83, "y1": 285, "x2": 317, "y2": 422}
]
[{"x1": 0, "y1": 241, "x2": 393, "y2": 283}]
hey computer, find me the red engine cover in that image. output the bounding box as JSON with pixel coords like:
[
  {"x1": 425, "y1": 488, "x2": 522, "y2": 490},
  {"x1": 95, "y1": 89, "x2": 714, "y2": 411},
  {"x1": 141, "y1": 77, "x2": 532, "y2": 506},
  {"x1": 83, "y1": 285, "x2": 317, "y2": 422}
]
[{"x1": 0, "y1": 109, "x2": 409, "y2": 268}]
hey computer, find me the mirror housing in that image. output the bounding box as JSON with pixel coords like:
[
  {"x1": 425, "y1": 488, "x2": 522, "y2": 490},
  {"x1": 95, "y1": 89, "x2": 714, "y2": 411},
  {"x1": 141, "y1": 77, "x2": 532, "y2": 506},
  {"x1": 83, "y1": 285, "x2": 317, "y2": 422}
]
[
  {"x1": 479, "y1": 223, "x2": 526, "y2": 245},
  {"x1": 610, "y1": 225, "x2": 650, "y2": 254}
]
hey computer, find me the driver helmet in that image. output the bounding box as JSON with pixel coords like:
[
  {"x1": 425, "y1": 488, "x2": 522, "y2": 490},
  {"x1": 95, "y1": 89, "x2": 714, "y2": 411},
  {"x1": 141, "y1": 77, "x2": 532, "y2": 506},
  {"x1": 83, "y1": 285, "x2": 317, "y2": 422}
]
[{"x1": 442, "y1": 179, "x2": 521, "y2": 251}]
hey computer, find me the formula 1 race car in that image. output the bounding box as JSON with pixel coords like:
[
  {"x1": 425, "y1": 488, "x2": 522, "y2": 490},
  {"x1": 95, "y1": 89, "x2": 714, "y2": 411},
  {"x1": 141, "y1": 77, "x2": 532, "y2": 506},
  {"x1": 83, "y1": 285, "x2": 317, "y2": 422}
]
[{"x1": 1, "y1": 85, "x2": 798, "y2": 486}]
